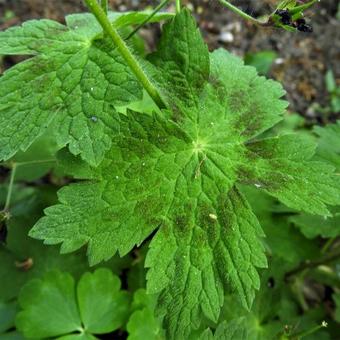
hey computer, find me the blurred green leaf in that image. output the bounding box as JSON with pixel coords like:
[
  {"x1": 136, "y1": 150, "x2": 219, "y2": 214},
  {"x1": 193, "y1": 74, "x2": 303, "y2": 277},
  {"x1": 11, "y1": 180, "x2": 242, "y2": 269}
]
[
  {"x1": 0, "y1": 301, "x2": 17, "y2": 333},
  {"x1": 325, "y1": 70, "x2": 336, "y2": 93},
  {"x1": 334, "y1": 293, "x2": 340, "y2": 323},
  {"x1": 244, "y1": 51, "x2": 277, "y2": 75},
  {"x1": 7, "y1": 129, "x2": 59, "y2": 182},
  {"x1": 0, "y1": 186, "x2": 130, "y2": 301},
  {"x1": 314, "y1": 121, "x2": 340, "y2": 173},
  {"x1": 127, "y1": 289, "x2": 163, "y2": 340},
  {"x1": 291, "y1": 207, "x2": 340, "y2": 239}
]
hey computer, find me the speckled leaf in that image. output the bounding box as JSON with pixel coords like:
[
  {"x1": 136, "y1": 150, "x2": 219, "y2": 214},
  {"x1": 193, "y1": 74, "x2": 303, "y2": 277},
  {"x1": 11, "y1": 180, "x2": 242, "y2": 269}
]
[
  {"x1": 148, "y1": 9, "x2": 210, "y2": 104},
  {"x1": 0, "y1": 18, "x2": 142, "y2": 165},
  {"x1": 29, "y1": 10, "x2": 340, "y2": 339}
]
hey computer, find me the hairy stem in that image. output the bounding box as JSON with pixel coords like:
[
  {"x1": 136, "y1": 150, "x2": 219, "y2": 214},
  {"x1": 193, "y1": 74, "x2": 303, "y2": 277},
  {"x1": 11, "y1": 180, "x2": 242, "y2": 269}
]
[
  {"x1": 292, "y1": 321, "x2": 327, "y2": 339},
  {"x1": 176, "y1": 0, "x2": 181, "y2": 13},
  {"x1": 4, "y1": 163, "x2": 17, "y2": 212},
  {"x1": 100, "y1": 0, "x2": 108, "y2": 14},
  {"x1": 291, "y1": 274, "x2": 309, "y2": 312},
  {"x1": 84, "y1": 0, "x2": 166, "y2": 109},
  {"x1": 216, "y1": 0, "x2": 263, "y2": 24},
  {"x1": 321, "y1": 237, "x2": 336, "y2": 254},
  {"x1": 126, "y1": 0, "x2": 171, "y2": 40},
  {"x1": 286, "y1": 247, "x2": 340, "y2": 279}
]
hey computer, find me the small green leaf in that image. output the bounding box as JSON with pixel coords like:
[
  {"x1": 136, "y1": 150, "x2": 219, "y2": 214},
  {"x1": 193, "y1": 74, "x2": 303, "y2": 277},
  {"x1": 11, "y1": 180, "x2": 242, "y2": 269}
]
[
  {"x1": 277, "y1": 0, "x2": 297, "y2": 10},
  {"x1": 333, "y1": 293, "x2": 340, "y2": 323},
  {"x1": 244, "y1": 51, "x2": 277, "y2": 75},
  {"x1": 127, "y1": 289, "x2": 163, "y2": 340},
  {"x1": 8, "y1": 128, "x2": 59, "y2": 181},
  {"x1": 291, "y1": 207, "x2": 340, "y2": 239},
  {"x1": 65, "y1": 11, "x2": 174, "y2": 38},
  {"x1": 0, "y1": 301, "x2": 17, "y2": 333},
  {"x1": 113, "y1": 11, "x2": 174, "y2": 28},
  {"x1": 16, "y1": 269, "x2": 130, "y2": 339},
  {"x1": 325, "y1": 70, "x2": 336, "y2": 93},
  {"x1": 16, "y1": 271, "x2": 81, "y2": 339},
  {"x1": 77, "y1": 268, "x2": 130, "y2": 334}
]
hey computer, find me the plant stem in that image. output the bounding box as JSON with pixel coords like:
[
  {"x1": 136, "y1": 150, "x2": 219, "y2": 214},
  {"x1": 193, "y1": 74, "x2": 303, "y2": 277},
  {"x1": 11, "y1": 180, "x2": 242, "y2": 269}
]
[
  {"x1": 126, "y1": 0, "x2": 171, "y2": 40},
  {"x1": 321, "y1": 237, "x2": 336, "y2": 254},
  {"x1": 292, "y1": 321, "x2": 327, "y2": 339},
  {"x1": 84, "y1": 0, "x2": 166, "y2": 109},
  {"x1": 4, "y1": 163, "x2": 17, "y2": 212},
  {"x1": 100, "y1": 0, "x2": 108, "y2": 14},
  {"x1": 217, "y1": 0, "x2": 263, "y2": 24},
  {"x1": 292, "y1": 274, "x2": 309, "y2": 312},
  {"x1": 15, "y1": 159, "x2": 56, "y2": 167},
  {"x1": 176, "y1": 0, "x2": 181, "y2": 13},
  {"x1": 286, "y1": 247, "x2": 340, "y2": 279}
]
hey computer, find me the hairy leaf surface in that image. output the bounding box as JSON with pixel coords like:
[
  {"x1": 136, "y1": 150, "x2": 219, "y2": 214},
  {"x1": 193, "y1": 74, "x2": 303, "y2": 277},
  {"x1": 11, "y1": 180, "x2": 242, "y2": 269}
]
[
  {"x1": 0, "y1": 17, "x2": 142, "y2": 165},
  {"x1": 199, "y1": 318, "x2": 249, "y2": 340}
]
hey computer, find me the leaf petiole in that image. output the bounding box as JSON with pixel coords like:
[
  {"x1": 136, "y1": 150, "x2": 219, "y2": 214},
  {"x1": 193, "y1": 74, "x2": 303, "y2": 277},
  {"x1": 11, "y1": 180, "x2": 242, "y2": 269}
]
[
  {"x1": 126, "y1": 0, "x2": 171, "y2": 40},
  {"x1": 4, "y1": 162, "x2": 17, "y2": 212},
  {"x1": 84, "y1": 0, "x2": 167, "y2": 109},
  {"x1": 217, "y1": 0, "x2": 267, "y2": 25},
  {"x1": 286, "y1": 247, "x2": 340, "y2": 279},
  {"x1": 100, "y1": 0, "x2": 108, "y2": 15},
  {"x1": 176, "y1": 0, "x2": 181, "y2": 13},
  {"x1": 292, "y1": 321, "x2": 327, "y2": 339}
]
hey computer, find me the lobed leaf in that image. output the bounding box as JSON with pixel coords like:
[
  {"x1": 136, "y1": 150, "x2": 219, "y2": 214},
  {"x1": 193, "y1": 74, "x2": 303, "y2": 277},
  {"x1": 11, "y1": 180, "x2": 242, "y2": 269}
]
[
  {"x1": 29, "y1": 9, "x2": 340, "y2": 338},
  {"x1": 16, "y1": 269, "x2": 129, "y2": 339},
  {"x1": 0, "y1": 18, "x2": 142, "y2": 165}
]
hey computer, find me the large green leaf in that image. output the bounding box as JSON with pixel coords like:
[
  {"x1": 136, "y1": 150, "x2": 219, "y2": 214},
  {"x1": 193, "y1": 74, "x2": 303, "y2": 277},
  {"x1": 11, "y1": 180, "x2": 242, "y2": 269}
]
[
  {"x1": 0, "y1": 17, "x2": 142, "y2": 165},
  {"x1": 30, "y1": 10, "x2": 340, "y2": 338}
]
